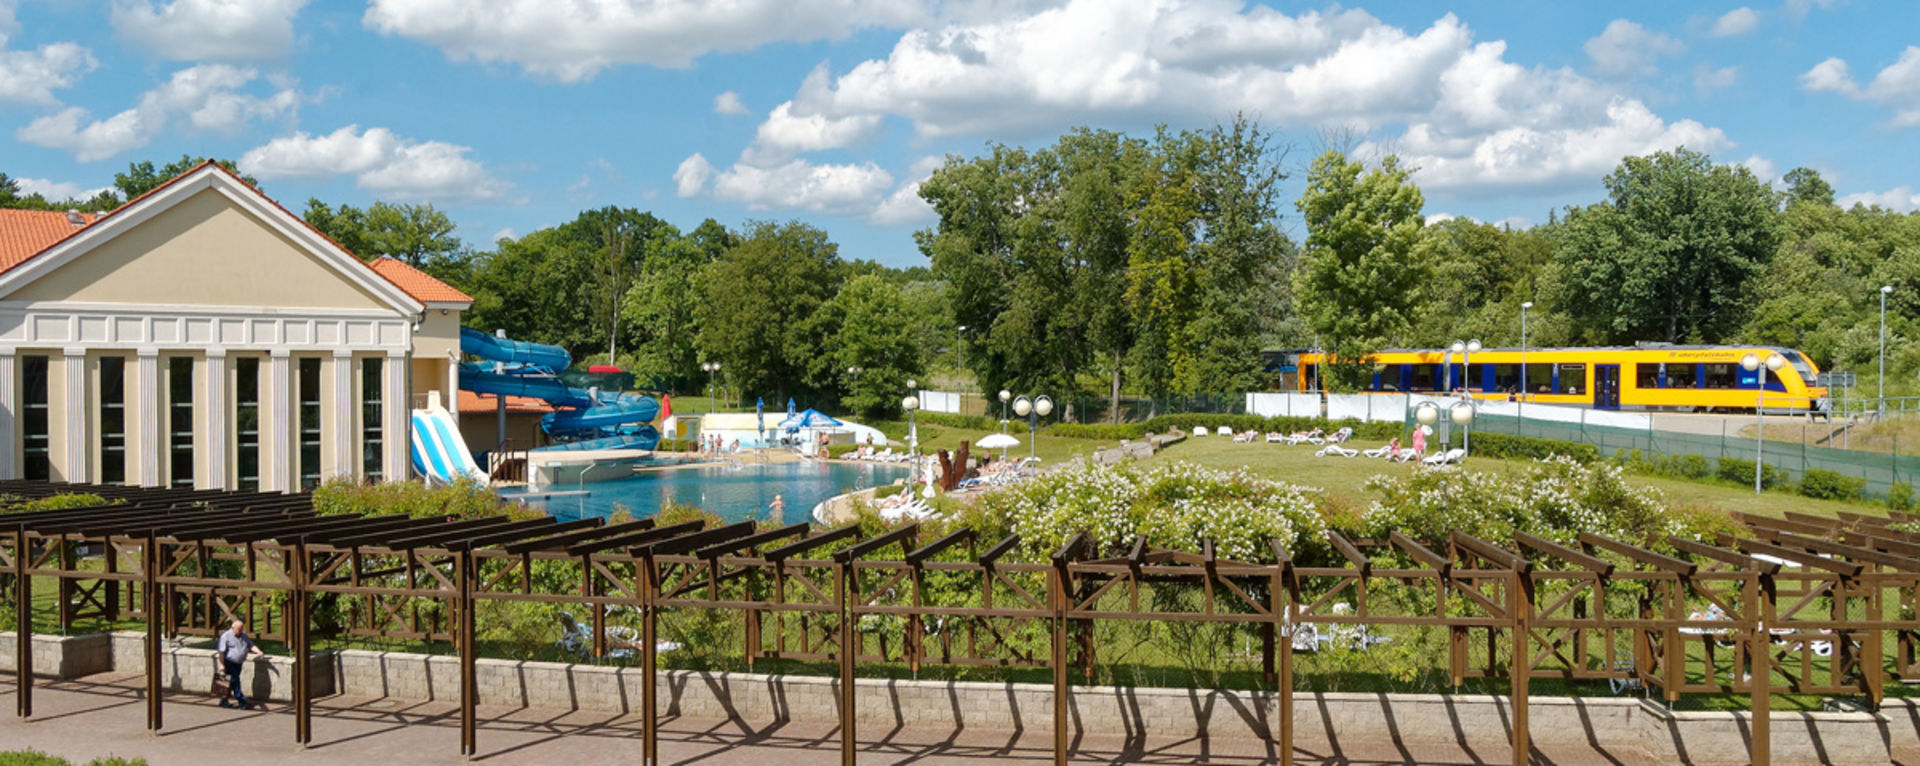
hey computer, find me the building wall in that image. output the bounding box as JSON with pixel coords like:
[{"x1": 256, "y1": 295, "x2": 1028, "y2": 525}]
[{"x1": 0, "y1": 179, "x2": 462, "y2": 490}]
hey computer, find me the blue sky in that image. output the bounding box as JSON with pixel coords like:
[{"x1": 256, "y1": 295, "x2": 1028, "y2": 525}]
[{"x1": 2, "y1": 0, "x2": 1916, "y2": 266}]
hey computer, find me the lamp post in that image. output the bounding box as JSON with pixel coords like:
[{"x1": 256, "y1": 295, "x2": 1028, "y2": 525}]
[
  {"x1": 1882, "y1": 285, "x2": 1893, "y2": 416},
  {"x1": 902, "y1": 391, "x2": 920, "y2": 485},
  {"x1": 700, "y1": 362, "x2": 718, "y2": 413},
  {"x1": 957, "y1": 325, "x2": 968, "y2": 392},
  {"x1": 1013, "y1": 394, "x2": 1052, "y2": 462},
  {"x1": 1451, "y1": 400, "x2": 1476, "y2": 456},
  {"x1": 847, "y1": 366, "x2": 863, "y2": 414},
  {"x1": 1741, "y1": 352, "x2": 1787, "y2": 493},
  {"x1": 1521, "y1": 302, "x2": 1533, "y2": 403}
]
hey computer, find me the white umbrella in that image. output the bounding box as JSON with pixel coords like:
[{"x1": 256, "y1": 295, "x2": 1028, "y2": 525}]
[{"x1": 975, "y1": 433, "x2": 1021, "y2": 449}]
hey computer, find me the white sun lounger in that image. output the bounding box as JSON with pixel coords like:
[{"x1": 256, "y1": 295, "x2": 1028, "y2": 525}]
[{"x1": 1421, "y1": 447, "x2": 1466, "y2": 466}]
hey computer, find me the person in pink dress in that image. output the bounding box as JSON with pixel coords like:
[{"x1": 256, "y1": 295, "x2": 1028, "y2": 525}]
[{"x1": 1410, "y1": 425, "x2": 1429, "y2": 460}]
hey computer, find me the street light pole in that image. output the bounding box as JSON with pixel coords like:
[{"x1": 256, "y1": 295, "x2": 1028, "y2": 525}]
[
  {"x1": 1882, "y1": 285, "x2": 1893, "y2": 416},
  {"x1": 957, "y1": 325, "x2": 968, "y2": 392},
  {"x1": 1742, "y1": 352, "x2": 1786, "y2": 493},
  {"x1": 1521, "y1": 302, "x2": 1533, "y2": 404},
  {"x1": 902, "y1": 391, "x2": 920, "y2": 487},
  {"x1": 998, "y1": 389, "x2": 1011, "y2": 434}
]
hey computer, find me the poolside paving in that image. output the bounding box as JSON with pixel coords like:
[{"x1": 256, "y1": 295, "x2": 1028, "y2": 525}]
[{"x1": 0, "y1": 673, "x2": 1666, "y2": 765}]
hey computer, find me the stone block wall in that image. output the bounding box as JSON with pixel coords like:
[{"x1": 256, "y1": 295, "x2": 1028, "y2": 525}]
[{"x1": 0, "y1": 632, "x2": 111, "y2": 678}]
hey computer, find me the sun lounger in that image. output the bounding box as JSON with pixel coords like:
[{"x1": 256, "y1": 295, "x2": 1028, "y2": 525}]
[
  {"x1": 1362, "y1": 444, "x2": 1400, "y2": 459},
  {"x1": 1192, "y1": 426, "x2": 1210, "y2": 436},
  {"x1": 1232, "y1": 430, "x2": 1257, "y2": 443},
  {"x1": 1282, "y1": 430, "x2": 1322, "y2": 445},
  {"x1": 1421, "y1": 447, "x2": 1466, "y2": 466},
  {"x1": 1264, "y1": 432, "x2": 1285, "y2": 443},
  {"x1": 1315, "y1": 444, "x2": 1359, "y2": 458},
  {"x1": 1309, "y1": 427, "x2": 1353, "y2": 445}
]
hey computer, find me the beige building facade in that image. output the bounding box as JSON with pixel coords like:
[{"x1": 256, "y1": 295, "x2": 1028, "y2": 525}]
[{"x1": 0, "y1": 162, "x2": 471, "y2": 491}]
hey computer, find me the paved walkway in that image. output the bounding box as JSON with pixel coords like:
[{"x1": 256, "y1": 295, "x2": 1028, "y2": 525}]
[{"x1": 0, "y1": 674, "x2": 1649, "y2": 765}]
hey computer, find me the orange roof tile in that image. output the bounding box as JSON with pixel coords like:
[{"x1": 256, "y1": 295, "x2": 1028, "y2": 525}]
[
  {"x1": 457, "y1": 389, "x2": 555, "y2": 414},
  {"x1": 0, "y1": 209, "x2": 99, "y2": 274},
  {"x1": 368, "y1": 256, "x2": 475, "y2": 304}
]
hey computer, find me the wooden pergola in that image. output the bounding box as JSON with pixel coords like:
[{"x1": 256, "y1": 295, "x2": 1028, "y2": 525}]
[{"x1": 3, "y1": 479, "x2": 1916, "y2": 766}]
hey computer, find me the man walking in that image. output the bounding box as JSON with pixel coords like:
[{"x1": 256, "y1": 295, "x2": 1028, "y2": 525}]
[{"x1": 215, "y1": 619, "x2": 265, "y2": 709}]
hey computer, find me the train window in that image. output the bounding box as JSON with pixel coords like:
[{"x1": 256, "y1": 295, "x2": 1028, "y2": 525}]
[
  {"x1": 1702, "y1": 363, "x2": 1740, "y2": 388},
  {"x1": 1409, "y1": 364, "x2": 1437, "y2": 391},
  {"x1": 1523, "y1": 363, "x2": 1554, "y2": 394},
  {"x1": 1780, "y1": 351, "x2": 1816, "y2": 385},
  {"x1": 1667, "y1": 363, "x2": 1696, "y2": 388},
  {"x1": 1636, "y1": 364, "x2": 1661, "y2": 389},
  {"x1": 1556, "y1": 363, "x2": 1586, "y2": 394},
  {"x1": 1492, "y1": 364, "x2": 1522, "y2": 393}
]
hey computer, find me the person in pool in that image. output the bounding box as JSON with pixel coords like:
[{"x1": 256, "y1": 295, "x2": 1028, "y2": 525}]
[{"x1": 769, "y1": 494, "x2": 785, "y2": 524}]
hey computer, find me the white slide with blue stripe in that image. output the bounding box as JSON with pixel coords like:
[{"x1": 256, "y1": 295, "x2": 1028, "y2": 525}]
[{"x1": 411, "y1": 393, "x2": 489, "y2": 485}]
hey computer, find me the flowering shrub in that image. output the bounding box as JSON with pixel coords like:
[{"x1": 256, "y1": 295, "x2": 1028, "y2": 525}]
[
  {"x1": 960, "y1": 459, "x2": 1328, "y2": 562},
  {"x1": 1360, "y1": 456, "x2": 1675, "y2": 547}
]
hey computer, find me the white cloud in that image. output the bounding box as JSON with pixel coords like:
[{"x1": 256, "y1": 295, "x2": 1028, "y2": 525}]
[
  {"x1": 1584, "y1": 19, "x2": 1682, "y2": 77},
  {"x1": 1784, "y1": 0, "x2": 1838, "y2": 21},
  {"x1": 0, "y1": 0, "x2": 96, "y2": 103},
  {"x1": 239, "y1": 124, "x2": 511, "y2": 201},
  {"x1": 868, "y1": 155, "x2": 943, "y2": 226},
  {"x1": 714, "y1": 91, "x2": 748, "y2": 116},
  {"x1": 1711, "y1": 7, "x2": 1759, "y2": 37},
  {"x1": 17, "y1": 64, "x2": 300, "y2": 161},
  {"x1": 1739, "y1": 154, "x2": 1777, "y2": 184},
  {"x1": 362, "y1": 0, "x2": 927, "y2": 82},
  {"x1": 1838, "y1": 187, "x2": 1920, "y2": 212},
  {"x1": 720, "y1": 2, "x2": 1734, "y2": 196},
  {"x1": 491, "y1": 227, "x2": 516, "y2": 242},
  {"x1": 1801, "y1": 47, "x2": 1920, "y2": 128},
  {"x1": 112, "y1": 0, "x2": 308, "y2": 61},
  {"x1": 1695, "y1": 64, "x2": 1739, "y2": 94},
  {"x1": 12, "y1": 177, "x2": 114, "y2": 202},
  {"x1": 673, "y1": 153, "x2": 713, "y2": 198},
  {"x1": 710, "y1": 159, "x2": 893, "y2": 216}
]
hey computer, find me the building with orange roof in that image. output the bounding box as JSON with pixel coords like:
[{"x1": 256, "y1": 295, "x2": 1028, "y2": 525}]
[{"x1": 0, "y1": 162, "x2": 472, "y2": 490}]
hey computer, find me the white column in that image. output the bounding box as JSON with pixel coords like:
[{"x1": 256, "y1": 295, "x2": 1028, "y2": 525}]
[
  {"x1": 136, "y1": 348, "x2": 160, "y2": 487},
  {"x1": 385, "y1": 350, "x2": 409, "y2": 482},
  {"x1": 267, "y1": 350, "x2": 292, "y2": 492},
  {"x1": 204, "y1": 350, "x2": 228, "y2": 490},
  {"x1": 445, "y1": 351, "x2": 460, "y2": 411},
  {"x1": 332, "y1": 350, "x2": 354, "y2": 481},
  {"x1": 62, "y1": 347, "x2": 87, "y2": 484},
  {"x1": 0, "y1": 349, "x2": 15, "y2": 480}
]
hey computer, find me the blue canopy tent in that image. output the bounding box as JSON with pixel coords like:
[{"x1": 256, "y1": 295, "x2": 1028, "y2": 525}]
[{"x1": 778, "y1": 408, "x2": 842, "y2": 430}]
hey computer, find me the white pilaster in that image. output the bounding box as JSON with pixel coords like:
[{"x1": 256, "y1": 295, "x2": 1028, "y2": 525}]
[
  {"x1": 136, "y1": 348, "x2": 160, "y2": 487},
  {"x1": 62, "y1": 347, "x2": 86, "y2": 484},
  {"x1": 204, "y1": 350, "x2": 228, "y2": 490},
  {"x1": 445, "y1": 351, "x2": 460, "y2": 412},
  {"x1": 332, "y1": 350, "x2": 354, "y2": 481},
  {"x1": 267, "y1": 350, "x2": 291, "y2": 493},
  {"x1": 385, "y1": 350, "x2": 408, "y2": 482},
  {"x1": 0, "y1": 350, "x2": 15, "y2": 480}
]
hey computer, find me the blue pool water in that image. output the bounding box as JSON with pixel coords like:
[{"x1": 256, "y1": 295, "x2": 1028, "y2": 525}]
[{"x1": 503, "y1": 461, "x2": 913, "y2": 523}]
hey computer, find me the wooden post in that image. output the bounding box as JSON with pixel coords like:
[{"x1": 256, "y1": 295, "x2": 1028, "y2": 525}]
[
  {"x1": 13, "y1": 530, "x2": 30, "y2": 718},
  {"x1": 839, "y1": 562, "x2": 856, "y2": 766},
  {"x1": 1052, "y1": 560, "x2": 1069, "y2": 766},
  {"x1": 143, "y1": 534, "x2": 159, "y2": 730},
  {"x1": 457, "y1": 551, "x2": 477, "y2": 756},
  {"x1": 1749, "y1": 573, "x2": 1769, "y2": 766},
  {"x1": 292, "y1": 544, "x2": 311, "y2": 746},
  {"x1": 641, "y1": 554, "x2": 659, "y2": 766},
  {"x1": 1276, "y1": 564, "x2": 1294, "y2": 766},
  {"x1": 1510, "y1": 570, "x2": 1530, "y2": 766}
]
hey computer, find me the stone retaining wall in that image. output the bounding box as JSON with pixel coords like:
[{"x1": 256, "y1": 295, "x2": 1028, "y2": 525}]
[{"x1": 2, "y1": 632, "x2": 1897, "y2": 764}]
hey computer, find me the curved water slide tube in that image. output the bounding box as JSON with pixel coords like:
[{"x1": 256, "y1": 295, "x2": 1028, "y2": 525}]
[
  {"x1": 412, "y1": 398, "x2": 489, "y2": 485},
  {"x1": 458, "y1": 328, "x2": 661, "y2": 450}
]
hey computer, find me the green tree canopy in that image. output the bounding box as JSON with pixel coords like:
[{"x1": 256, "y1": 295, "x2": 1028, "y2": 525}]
[
  {"x1": 1553, "y1": 148, "x2": 1778, "y2": 344},
  {"x1": 804, "y1": 274, "x2": 925, "y2": 417},
  {"x1": 694, "y1": 220, "x2": 846, "y2": 403},
  {"x1": 115, "y1": 155, "x2": 255, "y2": 199},
  {"x1": 1291, "y1": 150, "x2": 1429, "y2": 391}
]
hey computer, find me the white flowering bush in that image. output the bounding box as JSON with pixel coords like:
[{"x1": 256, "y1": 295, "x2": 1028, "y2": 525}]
[
  {"x1": 961, "y1": 459, "x2": 1328, "y2": 561},
  {"x1": 1361, "y1": 456, "x2": 1675, "y2": 547}
]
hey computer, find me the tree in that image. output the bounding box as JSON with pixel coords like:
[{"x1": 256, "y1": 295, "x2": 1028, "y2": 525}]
[
  {"x1": 1291, "y1": 150, "x2": 1429, "y2": 391},
  {"x1": 694, "y1": 221, "x2": 846, "y2": 403},
  {"x1": 1783, "y1": 167, "x2": 1835, "y2": 208},
  {"x1": 303, "y1": 199, "x2": 460, "y2": 266},
  {"x1": 1553, "y1": 148, "x2": 1778, "y2": 344},
  {"x1": 115, "y1": 155, "x2": 255, "y2": 199},
  {"x1": 805, "y1": 274, "x2": 924, "y2": 417},
  {"x1": 621, "y1": 238, "x2": 705, "y2": 390},
  {"x1": 0, "y1": 172, "x2": 120, "y2": 212}
]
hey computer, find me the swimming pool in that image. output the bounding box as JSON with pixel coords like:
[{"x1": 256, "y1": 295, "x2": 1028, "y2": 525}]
[{"x1": 502, "y1": 461, "x2": 913, "y2": 523}]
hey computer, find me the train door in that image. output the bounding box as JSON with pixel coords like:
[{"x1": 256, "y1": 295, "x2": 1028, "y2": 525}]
[{"x1": 1595, "y1": 364, "x2": 1621, "y2": 409}]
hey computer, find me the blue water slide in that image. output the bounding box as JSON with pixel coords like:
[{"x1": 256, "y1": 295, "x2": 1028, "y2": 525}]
[
  {"x1": 411, "y1": 401, "x2": 488, "y2": 485},
  {"x1": 461, "y1": 363, "x2": 594, "y2": 408},
  {"x1": 542, "y1": 392, "x2": 660, "y2": 434},
  {"x1": 532, "y1": 426, "x2": 661, "y2": 452},
  {"x1": 460, "y1": 326, "x2": 571, "y2": 369}
]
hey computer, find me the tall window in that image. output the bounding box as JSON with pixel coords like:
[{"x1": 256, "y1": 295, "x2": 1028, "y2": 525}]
[
  {"x1": 298, "y1": 357, "x2": 322, "y2": 490},
  {"x1": 21, "y1": 355, "x2": 50, "y2": 481},
  {"x1": 168, "y1": 357, "x2": 194, "y2": 488},
  {"x1": 235, "y1": 357, "x2": 261, "y2": 491},
  {"x1": 98, "y1": 357, "x2": 127, "y2": 485},
  {"x1": 362, "y1": 357, "x2": 383, "y2": 481}
]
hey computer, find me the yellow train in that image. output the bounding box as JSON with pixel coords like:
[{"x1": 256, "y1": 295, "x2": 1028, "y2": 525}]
[{"x1": 1285, "y1": 345, "x2": 1831, "y2": 413}]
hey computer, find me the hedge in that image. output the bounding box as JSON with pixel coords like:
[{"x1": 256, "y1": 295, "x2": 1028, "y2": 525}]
[
  {"x1": 1715, "y1": 457, "x2": 1783, "y2": 490},
  {"x1": 1051, "y1": 414, "x2": 1402, "y2": 442},
  {"x1": 1454, "y1": 432, "x2": 1601, "y2": 463},
  {"x1": 1799, "y1": 468, "x2": 1867, "y2": 502}
]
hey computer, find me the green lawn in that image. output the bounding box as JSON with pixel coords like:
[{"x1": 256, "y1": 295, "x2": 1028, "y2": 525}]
[{"x1": 1138, "y1": 435, "x2": 1885, "y2": 520}]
